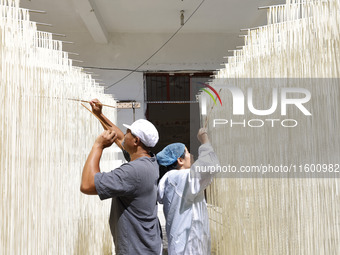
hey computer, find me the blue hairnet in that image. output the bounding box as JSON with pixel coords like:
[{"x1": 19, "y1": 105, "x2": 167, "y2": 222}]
[{"x1": 156, "y1": 143, "x2": 185, "y2": 166}]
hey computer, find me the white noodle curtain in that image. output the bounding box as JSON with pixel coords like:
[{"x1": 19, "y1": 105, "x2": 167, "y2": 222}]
[
  {"x1": 0, "y1": 1, "x2": 117, "y2": 254},
  {"x1": 203, "y1": 0, "x2": 340, "y2": 254}
]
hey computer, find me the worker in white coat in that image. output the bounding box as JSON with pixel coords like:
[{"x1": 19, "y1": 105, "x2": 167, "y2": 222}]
[{"x1": 157, "y1": 128, "x2": 219, "y2": 255}]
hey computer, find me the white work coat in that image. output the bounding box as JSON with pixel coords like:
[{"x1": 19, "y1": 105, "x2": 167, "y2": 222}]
[{"x1": 157, "y1": 143, "x2": 219, "y2": 255}]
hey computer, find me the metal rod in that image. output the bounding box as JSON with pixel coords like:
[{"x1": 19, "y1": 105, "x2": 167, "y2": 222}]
[
  {"x1": 35, "y1": 22, "x2": 52, "y2": 27},
  {"x1": 35, "y1": 38, "x2": 74, "y2": 44},
  {"x1": 52, "y1": 33, "x2": 66, "y2": 37},
  {"x1": 28, "y1": 9, "x2": 46, "y2": 14},
  {"x1": 60, "y1": 41, "x2": 74, "y2": 44},
  {"x1": 258, "y1": 6, "x2": 271, "y2": 10},
  {"x1": 71, "y1": 59, "x2": 84, "y2": 63},
  {"x1": 67, "y1": 52, "x2": 80, "y2": 56},
  {"x1": 240, "y1": 26, "x2": 260, "y2": 31}
]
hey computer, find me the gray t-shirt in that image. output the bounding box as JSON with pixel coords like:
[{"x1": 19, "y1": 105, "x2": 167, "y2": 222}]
[{"x1": 95, "y1": 156, "x2": 161, "y2": 255}]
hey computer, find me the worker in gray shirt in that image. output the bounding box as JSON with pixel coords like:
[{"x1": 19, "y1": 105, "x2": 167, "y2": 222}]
[{"x1": 80, "y1": 99, "x2": 162, "y2": 255}]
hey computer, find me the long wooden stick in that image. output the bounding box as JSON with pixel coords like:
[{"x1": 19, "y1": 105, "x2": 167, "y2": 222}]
[
  {"x1": 37, "y1": 96, "x2": 118, "y2": 109},
  {"x1": 81, "y1": 103, "x2": 110, "y2": 129},
  {"x1": 80, "y1": 103, "x2": 125, "y2": 150},
  {"x1": 72, "y1": 98, "x2": 116, "y2": 109},
  {"x1": 204, "y1": 88, "x2": 222, "y2": 128}
]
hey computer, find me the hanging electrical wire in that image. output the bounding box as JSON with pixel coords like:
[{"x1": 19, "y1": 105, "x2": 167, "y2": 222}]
[{"x1": 104, "y1": 0, "x2": 206, "y2": 90}]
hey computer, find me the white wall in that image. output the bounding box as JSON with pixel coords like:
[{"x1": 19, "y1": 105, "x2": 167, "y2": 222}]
[
  {"x1": 62, "y1": 31, "x2": 243, "y2": 132},
  {"x1": 21, "y1": 1, "x2": 244, "y2": 129}
]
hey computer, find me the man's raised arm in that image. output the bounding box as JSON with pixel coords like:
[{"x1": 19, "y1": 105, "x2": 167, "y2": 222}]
[
  {"x1": 90, "y1": 99, "x2": 125, "y2": 144},
  {"x1": 80, "y1": 130, "x2": 117, "y2": 195}
]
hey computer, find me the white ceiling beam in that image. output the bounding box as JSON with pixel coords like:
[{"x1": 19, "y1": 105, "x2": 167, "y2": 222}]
[{"x1": 72, "y1": 0, "x2": 108, "y2": 44}]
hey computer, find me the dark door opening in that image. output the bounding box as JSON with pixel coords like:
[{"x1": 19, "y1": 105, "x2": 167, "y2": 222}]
[{"x1": 145, "y1": 72, "x2": 212, "y2": 158}]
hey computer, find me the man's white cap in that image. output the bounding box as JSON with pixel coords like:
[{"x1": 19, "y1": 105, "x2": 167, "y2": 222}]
[{"x1": 123, "y1": 119, "x2": 159, "y2": 147}]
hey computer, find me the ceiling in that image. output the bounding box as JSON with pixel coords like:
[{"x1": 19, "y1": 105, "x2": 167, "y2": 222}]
[{"x1": 20, "y1": 0, "x2": 284, "y2": 43}]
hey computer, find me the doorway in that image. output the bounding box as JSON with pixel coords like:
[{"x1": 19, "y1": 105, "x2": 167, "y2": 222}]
[{"x1": 145, "y1": 72, "x2": 212, "y2": 157}]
